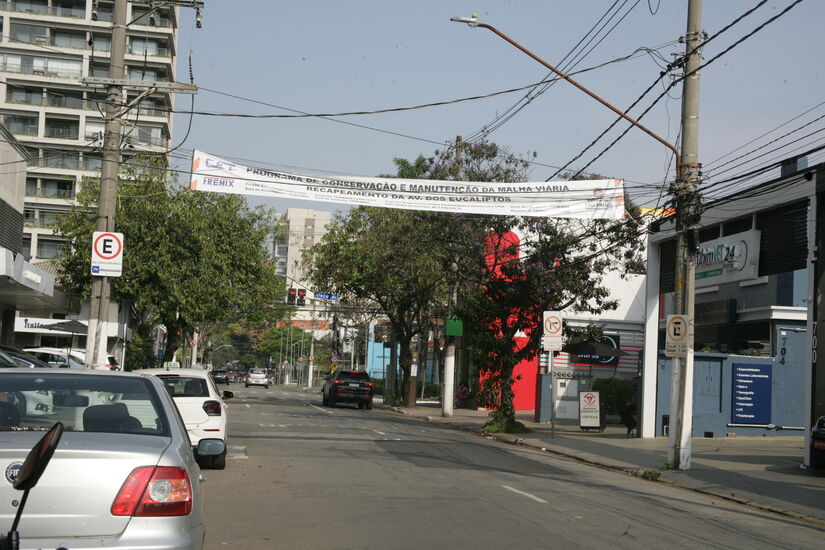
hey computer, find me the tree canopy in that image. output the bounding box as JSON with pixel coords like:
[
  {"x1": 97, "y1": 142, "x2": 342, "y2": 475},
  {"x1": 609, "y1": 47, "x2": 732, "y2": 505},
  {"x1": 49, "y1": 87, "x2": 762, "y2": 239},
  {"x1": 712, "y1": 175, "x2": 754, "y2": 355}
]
[{"x1": 55, "y1": 157, "x2": 283, "y2": 366}]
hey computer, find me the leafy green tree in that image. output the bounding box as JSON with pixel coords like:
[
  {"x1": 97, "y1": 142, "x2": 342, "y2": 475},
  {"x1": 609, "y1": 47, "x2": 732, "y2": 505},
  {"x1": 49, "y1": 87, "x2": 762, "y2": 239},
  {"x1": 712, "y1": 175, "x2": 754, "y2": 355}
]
[{"x1": 55, "y1": 157, "x2": 284, "y2": 362}]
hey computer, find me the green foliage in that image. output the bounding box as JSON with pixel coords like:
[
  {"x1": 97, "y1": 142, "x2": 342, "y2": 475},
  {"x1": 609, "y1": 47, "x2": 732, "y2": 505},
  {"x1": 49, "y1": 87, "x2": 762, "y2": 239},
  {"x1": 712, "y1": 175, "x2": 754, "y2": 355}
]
[
  {"x1": 54, "y1": 156, "x2": 283, "y2": 361},
  {"x1": 482, "y1": 417, "x2": 530, "y2": 434},
  {"x1": 593, "y1": 377, "x2": 638, "y2": 416},
  {"x1": 259, "y1": 323, "x2": 313, "y2": 365}
]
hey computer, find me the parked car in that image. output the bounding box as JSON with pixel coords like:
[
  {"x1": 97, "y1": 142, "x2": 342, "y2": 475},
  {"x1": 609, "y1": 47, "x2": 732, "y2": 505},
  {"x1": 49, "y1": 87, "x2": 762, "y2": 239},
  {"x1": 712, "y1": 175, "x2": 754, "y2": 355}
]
[
  {"x1": 135, "y1": 368, "x2": 233, "y2": 469},
  {"x1": 0, "y1": 367, "x2": 224, "y2": 549},
  {"x1": 322, "y1": 370, "x2": 374, "y2": 409},
  {"x1": 811, "y1": 415, "x2": 825, "y2": 470},
  {"x1": 22, "y1": 347, "x2": 86, "y2": 369},
  {"x1": 0, "y1": 345, "x2": 52, "y2": 368},
  {"x1": 210, "y1": 368, "x2": 230, "y2": 385},
  {"x1": 245, "y1": 368, "x2": 270, "y2": 388}
]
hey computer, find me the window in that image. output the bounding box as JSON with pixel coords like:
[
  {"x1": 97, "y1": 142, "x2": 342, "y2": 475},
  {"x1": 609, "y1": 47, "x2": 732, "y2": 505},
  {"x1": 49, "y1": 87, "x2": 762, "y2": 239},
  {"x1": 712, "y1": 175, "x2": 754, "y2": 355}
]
[
  {"x1": 36, "y1": 238, "x2": 64, "y2": 259},
  {"x1": 41, "y1": 179, "x2": 74, "y2": 199},
  {"x1": 7, "y1": 85, "x2": 42, "y2": 105},
  {"x1": 84, "y1": 153, "x2": 102, "y2": 171},
  {"x1": 21, "y1": 236, "x2": 31, "y2": 258},
  {"x1": 43, "y1": 150, "x2": 79, "y2": 169},
  {"x1": 13, "y1": 1, "x2": 48, "y2": 14},
  {"x1": 85, "y1": 121, "x2": 104, "y2": 141},
  {"x1": 130, "y1": 37, "x2": 161, "y2": 56},
  {"x1": 44, "y1": 117, "x2": 79, "y2": 139},
  {"x1": 53, "y1": 1, "x2": 85, "y2": 18},
  {"x1": 45, "y1": 90, "x2": 83, "y2": 109},
  {"x1": 5, "y1": 114, "x2": 38, "y2": 135},
  {"x1": 25, "y1": 178, "x2": 37, "y2": 196},
  {"x1": 23, "y1": 208, "x2": 36, "y2": 225},
  {"x1": 91, "y1": 34, "x2": 111, "y2": 52},
  {"x1": 10, "y1": 23, "x2": 47, "y2": 44},
  {"x1": 52, "y1": 30, "x2": 86, "y2": 49},
  {"x1": 39, "y1": 210, "x2": 61, "y2": 226}
]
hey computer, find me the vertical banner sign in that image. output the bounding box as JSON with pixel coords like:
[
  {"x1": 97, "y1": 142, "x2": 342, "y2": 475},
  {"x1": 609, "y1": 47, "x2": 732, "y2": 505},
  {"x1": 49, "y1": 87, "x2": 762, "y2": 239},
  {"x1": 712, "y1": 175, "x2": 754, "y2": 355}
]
[
  {"x1": 579, "y1": 391, "x2": 601, "y2": 429},
  {"x1": 731, "y1": 363, "x2": 772, "y2": 424},
  {"x1": 90, "y1": 231, "x2": 124, "y2": 277}
]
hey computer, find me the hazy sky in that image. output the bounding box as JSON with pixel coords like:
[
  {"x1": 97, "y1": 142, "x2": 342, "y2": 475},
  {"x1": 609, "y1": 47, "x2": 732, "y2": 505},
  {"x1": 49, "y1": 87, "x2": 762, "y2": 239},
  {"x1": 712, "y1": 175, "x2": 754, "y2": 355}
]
[{"x1": 172, "y1": 1, "x2": 824, "y2": 214}]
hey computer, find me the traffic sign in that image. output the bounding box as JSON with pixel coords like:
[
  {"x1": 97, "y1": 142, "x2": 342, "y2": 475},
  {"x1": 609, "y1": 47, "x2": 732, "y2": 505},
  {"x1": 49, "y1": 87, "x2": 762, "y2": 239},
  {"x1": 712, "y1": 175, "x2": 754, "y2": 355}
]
[
  {"x1": 542, "y1": 311, "x2": 563, "y2": 351},
  {"x1": 90, "y1": 231, "x2": 124, "y2": 277},
  {"x1": 665, "y1": 314, "x2": 689, "y2": 357}
]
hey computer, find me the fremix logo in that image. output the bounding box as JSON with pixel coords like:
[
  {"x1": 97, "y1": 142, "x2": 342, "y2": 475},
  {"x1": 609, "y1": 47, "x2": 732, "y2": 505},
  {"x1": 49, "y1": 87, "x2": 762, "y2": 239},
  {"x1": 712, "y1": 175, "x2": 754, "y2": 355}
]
[{"x1": 204, "y1": 177, "x2": 235, "y2": 188}]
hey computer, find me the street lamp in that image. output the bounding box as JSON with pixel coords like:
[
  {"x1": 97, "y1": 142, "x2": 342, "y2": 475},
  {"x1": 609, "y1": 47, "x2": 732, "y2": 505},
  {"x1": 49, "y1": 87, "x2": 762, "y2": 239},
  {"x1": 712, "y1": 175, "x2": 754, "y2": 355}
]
[{"x1": 450, "y1": 15, "x2": 702, "y2": 470}]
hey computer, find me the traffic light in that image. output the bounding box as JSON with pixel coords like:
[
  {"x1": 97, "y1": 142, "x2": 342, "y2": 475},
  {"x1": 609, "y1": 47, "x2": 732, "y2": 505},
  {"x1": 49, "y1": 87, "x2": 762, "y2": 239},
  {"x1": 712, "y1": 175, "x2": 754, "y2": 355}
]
[
  {"x1": 297, "y1": 289, "x2": 306, "y2": 306},
  {"x1": 287, "y1": 288, "x2": 296, "y2": 305}
]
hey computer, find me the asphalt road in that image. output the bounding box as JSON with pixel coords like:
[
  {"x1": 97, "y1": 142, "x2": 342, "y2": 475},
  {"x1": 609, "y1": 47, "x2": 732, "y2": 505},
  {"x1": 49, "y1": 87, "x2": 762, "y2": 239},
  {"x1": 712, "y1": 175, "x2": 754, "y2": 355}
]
[{"x1": 202, "y1": 386, "x2": 824, "y2": 550}]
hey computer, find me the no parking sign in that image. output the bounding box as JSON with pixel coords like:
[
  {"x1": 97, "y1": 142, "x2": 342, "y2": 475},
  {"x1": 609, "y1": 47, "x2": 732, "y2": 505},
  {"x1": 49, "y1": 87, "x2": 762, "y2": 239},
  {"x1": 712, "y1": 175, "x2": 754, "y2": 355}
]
[{"x1": 90, "y1": 231, "x2": 123, "y2": 277}]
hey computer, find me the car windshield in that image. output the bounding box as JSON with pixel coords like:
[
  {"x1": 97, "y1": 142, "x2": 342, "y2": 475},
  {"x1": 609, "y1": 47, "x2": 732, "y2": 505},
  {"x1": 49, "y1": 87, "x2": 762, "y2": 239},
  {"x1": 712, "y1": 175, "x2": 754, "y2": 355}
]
[
  {"x1": 0, "y1": 372, "x2": 168, "y2": 435},
  {"x1": 249, "y1": 369, "x2": 266, "y2": 375},
  {"x1": 157, "y1": 375, "x2": 210, "y2": 397}
]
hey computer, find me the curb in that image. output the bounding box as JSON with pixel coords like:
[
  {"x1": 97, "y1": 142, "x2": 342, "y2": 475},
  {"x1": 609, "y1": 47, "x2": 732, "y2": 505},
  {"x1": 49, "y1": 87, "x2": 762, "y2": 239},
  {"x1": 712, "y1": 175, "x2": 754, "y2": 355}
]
[{"x1": 388, "y1": 407, "x2": 825, "y2": 528}]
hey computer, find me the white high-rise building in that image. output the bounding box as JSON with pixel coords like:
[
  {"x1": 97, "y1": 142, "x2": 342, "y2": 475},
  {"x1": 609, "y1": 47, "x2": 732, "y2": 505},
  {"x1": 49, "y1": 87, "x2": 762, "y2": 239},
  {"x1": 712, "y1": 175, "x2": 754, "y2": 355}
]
[{"x1": 1, "y1": 0, "x2": 178, "y2": 352}]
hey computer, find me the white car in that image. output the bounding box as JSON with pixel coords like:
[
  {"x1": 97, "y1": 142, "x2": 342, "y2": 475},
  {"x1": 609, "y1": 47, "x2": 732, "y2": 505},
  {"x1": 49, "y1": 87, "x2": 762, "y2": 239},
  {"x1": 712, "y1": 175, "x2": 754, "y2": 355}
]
[
  {"x1": 23, "y1": 347, "x2": 87, "y2": 369},
  {"x1": 135, "y1": 368, "x2": 233, "y2": 469}
]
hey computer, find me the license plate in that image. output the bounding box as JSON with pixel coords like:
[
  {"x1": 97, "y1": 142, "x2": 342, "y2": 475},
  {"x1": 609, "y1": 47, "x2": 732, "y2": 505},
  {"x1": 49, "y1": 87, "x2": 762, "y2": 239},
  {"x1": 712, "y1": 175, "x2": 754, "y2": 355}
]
[{"x1": 349, "y1": 383, "x2": 359, "y2": 387}]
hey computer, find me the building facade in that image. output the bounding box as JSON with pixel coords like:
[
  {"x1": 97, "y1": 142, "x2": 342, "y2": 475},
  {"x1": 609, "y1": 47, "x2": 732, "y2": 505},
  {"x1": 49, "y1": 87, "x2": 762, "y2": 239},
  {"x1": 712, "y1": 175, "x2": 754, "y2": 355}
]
[{"x1": 0, "y1": 1, "x2": 177, "y2": 356}]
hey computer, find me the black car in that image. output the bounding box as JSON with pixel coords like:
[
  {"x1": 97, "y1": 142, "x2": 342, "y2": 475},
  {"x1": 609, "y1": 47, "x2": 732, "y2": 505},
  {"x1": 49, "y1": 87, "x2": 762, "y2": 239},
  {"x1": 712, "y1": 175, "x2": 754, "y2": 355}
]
[
  {"x1": 322, "y1": 370, "x2": 373, "y2": 409},
  {"x1": 210, "y1": 368, "x2": 231, "y2": 385},
  {"x1": 811, "y1": 416, "x2": 825, "y2": 470},
  {"x1": 0, "y1": 345, "x2": 50, "y2": 368}
]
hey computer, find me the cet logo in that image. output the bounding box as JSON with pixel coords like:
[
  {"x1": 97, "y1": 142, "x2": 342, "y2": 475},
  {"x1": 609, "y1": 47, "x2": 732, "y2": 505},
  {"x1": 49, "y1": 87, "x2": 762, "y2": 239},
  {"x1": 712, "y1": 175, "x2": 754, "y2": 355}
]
[
  {"x1": 5, "y1": 461, "x2": 23, "y2": 485},
  {"x1": 592, "y1": 188, "x2": 604, "y2": 199},
  {"x1": 204, "y1": 158, "x2": 236, "y2": 172},
  {"x1": 583, "y1": 393, "x2": 597, "y2": 406}
]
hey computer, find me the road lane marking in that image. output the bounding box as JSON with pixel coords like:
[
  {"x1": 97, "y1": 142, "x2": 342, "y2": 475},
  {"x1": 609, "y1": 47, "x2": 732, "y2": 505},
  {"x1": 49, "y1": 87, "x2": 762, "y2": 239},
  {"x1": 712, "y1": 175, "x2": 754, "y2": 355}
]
[
  {"x1": 227, "y1": 446, "x2": 247, "y2": 460},
  {"x1": 501, "y1": 485, "x2": 548, "y2": 504},
  {"x1": 308, "y1": 403, "x2": 333, "y2": 414},
  {"x1": 369, "y1": 429, "x2": 387, "y2": 435},
  {"x1": 245, "y1": 404, "x2": 250, "y2": 409}
]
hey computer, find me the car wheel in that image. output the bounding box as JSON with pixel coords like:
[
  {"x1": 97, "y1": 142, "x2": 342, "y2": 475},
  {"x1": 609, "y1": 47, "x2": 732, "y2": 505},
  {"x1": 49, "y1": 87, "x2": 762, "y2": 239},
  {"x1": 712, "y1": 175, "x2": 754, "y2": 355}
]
[
  {"x1": 245, "y1": 383, "x2": 249, "y2": 388},
  {"x1": 322, "y1": 392, "x2": 328, "y2": 406},
  {"x1": 357, "y1": 401, "x2": 365, "y2": 410},
  {"x1": 365, "y1": 399, "x2": 373, "y2": 410},
  {"x1": 211, "y1": 452, "x2": 226, "y2": 470},
  {"x1": 328, "y1": 394, "x2": 336, "y2": 407}
]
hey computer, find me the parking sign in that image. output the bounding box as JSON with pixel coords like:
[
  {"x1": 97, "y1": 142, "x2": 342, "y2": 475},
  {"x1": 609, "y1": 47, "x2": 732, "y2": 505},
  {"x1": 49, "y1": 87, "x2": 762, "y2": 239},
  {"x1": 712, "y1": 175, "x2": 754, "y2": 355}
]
[{"x1": 90, "y1": 231, "x2": 124, "y2": 277}]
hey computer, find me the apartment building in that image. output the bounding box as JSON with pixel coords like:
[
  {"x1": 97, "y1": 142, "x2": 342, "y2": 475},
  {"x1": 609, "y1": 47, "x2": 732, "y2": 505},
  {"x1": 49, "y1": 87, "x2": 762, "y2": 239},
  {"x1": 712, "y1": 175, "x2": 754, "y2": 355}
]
[{"x1": 0, "y1": 0, "x2": 177, "y2": 351}]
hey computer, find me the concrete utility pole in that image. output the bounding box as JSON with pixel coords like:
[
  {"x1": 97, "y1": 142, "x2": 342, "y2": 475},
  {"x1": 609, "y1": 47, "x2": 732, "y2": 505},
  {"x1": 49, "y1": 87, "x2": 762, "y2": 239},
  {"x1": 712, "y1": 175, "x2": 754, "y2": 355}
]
[
  {"x1": 442, "y1": 135, "x2": 462, "y2": 418},
  {"x1": 668, "y1": 0, "x2": 703, "y2": 470},
  {"x1": 85, "y1": 0, "x2": 127, "y2": 369}
]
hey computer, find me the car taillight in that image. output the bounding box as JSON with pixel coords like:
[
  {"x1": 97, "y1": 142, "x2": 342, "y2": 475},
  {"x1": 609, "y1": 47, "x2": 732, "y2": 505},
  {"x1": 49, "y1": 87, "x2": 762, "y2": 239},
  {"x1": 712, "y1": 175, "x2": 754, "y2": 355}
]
[
  {"x1": 111, "y1": 466, "x2": 192, "y2": 517},
  {"x1": 367, "y1": 382, "x2": 373, "y2": 387},
  {"x1": 334, "y1": 380, "x2": 342, "y2": 385},
  {"x1": 203, "y1": 400, "x2": 221, "y2": 416}
]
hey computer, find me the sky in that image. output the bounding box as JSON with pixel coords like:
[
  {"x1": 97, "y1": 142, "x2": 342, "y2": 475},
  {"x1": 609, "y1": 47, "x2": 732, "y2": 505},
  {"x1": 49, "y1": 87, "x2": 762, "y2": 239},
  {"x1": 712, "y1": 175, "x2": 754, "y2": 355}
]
[{"x1": 170, "y1": 0, "x2": 825, "y2": 215}]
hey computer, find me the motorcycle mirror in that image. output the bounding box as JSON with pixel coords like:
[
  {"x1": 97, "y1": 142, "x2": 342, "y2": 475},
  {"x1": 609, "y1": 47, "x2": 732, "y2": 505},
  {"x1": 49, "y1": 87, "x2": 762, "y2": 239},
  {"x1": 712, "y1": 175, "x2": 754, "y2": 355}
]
[{"x1": 14, "y1": 422, "x2": 64, "y2": 491}]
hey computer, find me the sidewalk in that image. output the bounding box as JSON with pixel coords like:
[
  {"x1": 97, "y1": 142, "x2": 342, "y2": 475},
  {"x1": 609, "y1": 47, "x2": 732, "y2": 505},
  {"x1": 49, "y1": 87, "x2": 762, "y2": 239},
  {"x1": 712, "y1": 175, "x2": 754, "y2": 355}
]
[{"x1": 388, "y1": 401, "x2": 825, "y2": 525}]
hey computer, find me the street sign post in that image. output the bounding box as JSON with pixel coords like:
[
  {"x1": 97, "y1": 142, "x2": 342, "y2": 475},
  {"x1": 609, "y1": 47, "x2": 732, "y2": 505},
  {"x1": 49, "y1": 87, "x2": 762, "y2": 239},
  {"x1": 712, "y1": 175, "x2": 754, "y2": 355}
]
[
  {"x1": 541, "y1": 311, "x2": 563, "y2": 351},
  {"x1": 90, "y1": 231, "x2": 124, "y2": 277},
  {"x1": 665, "y1": 314, "x2": 689, "y2": 357}
]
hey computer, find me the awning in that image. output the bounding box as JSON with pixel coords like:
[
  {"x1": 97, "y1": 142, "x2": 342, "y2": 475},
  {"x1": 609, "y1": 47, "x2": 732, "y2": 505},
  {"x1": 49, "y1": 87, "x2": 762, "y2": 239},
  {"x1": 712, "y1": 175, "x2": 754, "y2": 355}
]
[{"x1": 0, "y1": 247, "x2": 75, "y2": 314}]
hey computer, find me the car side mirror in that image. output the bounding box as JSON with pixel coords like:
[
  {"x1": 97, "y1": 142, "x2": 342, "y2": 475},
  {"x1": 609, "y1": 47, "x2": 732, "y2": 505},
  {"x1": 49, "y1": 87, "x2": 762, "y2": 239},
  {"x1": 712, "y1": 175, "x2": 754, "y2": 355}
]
[{"x1": 222, "y1": 390, "x2": 234, "y2": 400}]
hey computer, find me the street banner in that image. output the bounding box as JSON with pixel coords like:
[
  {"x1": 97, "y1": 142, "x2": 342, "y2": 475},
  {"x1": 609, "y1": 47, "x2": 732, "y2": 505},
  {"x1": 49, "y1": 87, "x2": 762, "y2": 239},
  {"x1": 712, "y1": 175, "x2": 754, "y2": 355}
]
[{"x1": 190, "y1": 150, "x2": 626, "y2": 219}]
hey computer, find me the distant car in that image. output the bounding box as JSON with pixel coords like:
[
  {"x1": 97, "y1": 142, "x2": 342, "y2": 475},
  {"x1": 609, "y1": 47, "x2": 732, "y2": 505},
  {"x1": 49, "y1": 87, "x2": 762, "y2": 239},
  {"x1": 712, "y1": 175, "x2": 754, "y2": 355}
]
[
  {"x1": 135, "y1": 368, "x2": 233, "y2": 469},
  {"x1": 245, "y1": 368, "x2": 271, "y2": 388},
  {"x1": 22, "y1": 347, "x2": 86, "y2": 369},
  {"x1": 0, "y1": 367, "x2": 224, "y2": 549},
  {"x1": 210, "y1": 368, "x2": 230, "y2": 385},
  {"x1": 322, "y1": 370, "x2": 374, "y2": 409}
]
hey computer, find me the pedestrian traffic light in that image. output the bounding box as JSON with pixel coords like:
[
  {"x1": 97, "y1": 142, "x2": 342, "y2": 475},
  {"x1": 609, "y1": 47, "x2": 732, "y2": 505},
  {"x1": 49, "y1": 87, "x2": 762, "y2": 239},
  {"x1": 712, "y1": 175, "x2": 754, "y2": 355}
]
[
  {"x1": 297, "y1": 289, "x2": 306, "y2": 306},
  {"x1": 287, "y1": 288, "x2": 296, "y2": 305}
]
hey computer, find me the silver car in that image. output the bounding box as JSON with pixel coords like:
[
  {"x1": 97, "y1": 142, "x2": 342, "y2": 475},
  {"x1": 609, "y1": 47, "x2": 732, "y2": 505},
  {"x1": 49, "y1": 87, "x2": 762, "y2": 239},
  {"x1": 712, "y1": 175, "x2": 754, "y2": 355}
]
[
  {"x1": 244, "y1": 368, "x2": 270, "y2": 388},
  {"x1": 0, "y1": 368, "x2": 224, "y2": 550}
]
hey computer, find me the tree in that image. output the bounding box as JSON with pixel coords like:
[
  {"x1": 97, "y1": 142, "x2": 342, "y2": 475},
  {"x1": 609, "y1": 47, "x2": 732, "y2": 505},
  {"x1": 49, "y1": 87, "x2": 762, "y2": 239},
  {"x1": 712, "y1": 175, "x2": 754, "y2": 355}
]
[{"x1": 55, "y1": 157, "x2": 284, "y2": 363}]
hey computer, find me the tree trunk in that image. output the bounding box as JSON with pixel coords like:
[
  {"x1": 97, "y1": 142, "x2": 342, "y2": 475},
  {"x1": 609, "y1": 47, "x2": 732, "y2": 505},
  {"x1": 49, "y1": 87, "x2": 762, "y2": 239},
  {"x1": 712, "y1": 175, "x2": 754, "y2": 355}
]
[{"x1": 162, "y1": 325, "x2": 181, "y2": 363}]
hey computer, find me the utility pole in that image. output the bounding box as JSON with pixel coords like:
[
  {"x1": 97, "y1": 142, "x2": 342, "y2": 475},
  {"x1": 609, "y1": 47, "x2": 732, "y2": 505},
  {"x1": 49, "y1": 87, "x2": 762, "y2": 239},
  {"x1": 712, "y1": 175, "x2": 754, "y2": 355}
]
[
  {"x1": 85, "y1": 0, "x2": 126, "y2": 369},
  {"x1": 84, "y1": 1, "x2": 202, "y2": 368},
  {"x1": 442, "y1": 135, "x2": 462, "y2": 417},
  {"x1": 668, "y1": 0, "x2": 703, "y2": 470}
]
